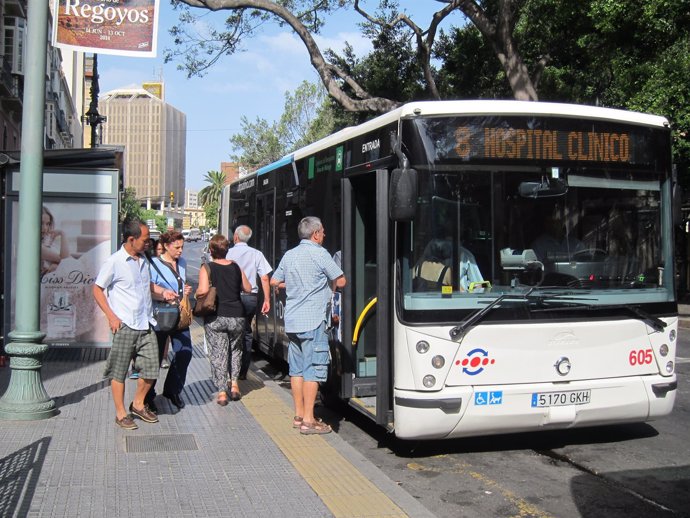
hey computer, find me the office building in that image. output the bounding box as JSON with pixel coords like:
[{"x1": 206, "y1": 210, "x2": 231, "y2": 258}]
[
  {"x1": 99, "y1": 84, "x2": 186, "y2": 207},
  {"x1": 185, "y1": 189, "x2": 198, "y2": 209}
]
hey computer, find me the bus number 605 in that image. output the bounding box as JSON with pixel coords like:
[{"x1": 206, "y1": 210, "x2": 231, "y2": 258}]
[{"x1": 629, "y1": 348, "x2": 653, "y2": 366}]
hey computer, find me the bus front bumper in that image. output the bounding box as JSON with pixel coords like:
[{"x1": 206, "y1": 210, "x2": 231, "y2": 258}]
[{"x1": 393, "y1": 374, "x2": 677, "y2": 440}]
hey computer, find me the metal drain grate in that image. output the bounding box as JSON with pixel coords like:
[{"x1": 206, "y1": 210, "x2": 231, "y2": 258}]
[{"x1": 125, "y1": 434, "x2": 198, "y2": 453}]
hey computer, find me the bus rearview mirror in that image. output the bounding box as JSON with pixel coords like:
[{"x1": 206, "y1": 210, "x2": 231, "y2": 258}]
[{"x1": 389, "y1": 168, "x2": 417, "y2": 221}]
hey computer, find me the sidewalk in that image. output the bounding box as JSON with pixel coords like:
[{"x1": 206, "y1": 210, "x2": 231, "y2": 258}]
[{"x1": 0, "y1": 321, "x2": 435, "y2": 518}]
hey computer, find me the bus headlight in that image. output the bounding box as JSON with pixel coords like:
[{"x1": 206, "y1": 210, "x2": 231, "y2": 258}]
[
  {"x1": 666, "y1": 361, "x2": 674, "y2": 373},
  {"x1": 422, "y1": 375, "x2": 436, "y2": 387},
  {"x1": 431, "y1": 355, "x2": 445, "y2": 369},
  {"x1": 669, "y1": 329, "x2": 676, "y2": 342},
  {"x1": 659, "y1": 344, "x2": 669, "y2": 357},
  {"x1": 416, "y1": 341, "x2": 430, "y2": 354}
]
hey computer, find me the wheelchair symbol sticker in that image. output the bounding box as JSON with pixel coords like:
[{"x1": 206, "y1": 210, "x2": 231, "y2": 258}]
[{"x1": 474, "y1": 391, "x2": 503, "y2": 406}]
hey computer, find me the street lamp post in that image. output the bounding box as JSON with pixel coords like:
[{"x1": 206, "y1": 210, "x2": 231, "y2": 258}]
[
  {"x1": 83, "y1": 54, "x2": 106, "y2": 148},
  {"x1": 0, "y1": 0, "x2": 57, "y2": 420}
]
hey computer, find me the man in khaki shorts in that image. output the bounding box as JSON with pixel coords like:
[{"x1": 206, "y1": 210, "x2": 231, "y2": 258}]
[{"x1": 93, "y1": 218, "x2": 178, "y2": 430}]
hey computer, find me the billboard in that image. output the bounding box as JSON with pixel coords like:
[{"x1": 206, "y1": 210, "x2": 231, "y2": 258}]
[
  {"x1": 3, "y1": 159, "x2": 121, "y2": 348},
  {"x1": 52, "y1": 0, "x2": 161, "y2": 58}
]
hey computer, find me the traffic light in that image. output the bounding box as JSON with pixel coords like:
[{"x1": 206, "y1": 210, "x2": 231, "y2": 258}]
[{"x1": 169, "y1": 191, "x2": 174, "y2": 203}]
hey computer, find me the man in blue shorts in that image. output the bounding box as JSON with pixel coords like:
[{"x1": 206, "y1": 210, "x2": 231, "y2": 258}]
[
  {"x1": 93, "y1": 218, "x2": 178, "y2": 430},
  {"x1": 270, "y1": 216, "x2": 346, "y2": 435}
]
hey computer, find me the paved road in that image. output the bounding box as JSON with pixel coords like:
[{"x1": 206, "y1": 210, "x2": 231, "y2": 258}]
[{"x1": 183, "y1": 243, "x2": 690, "y2": 517}]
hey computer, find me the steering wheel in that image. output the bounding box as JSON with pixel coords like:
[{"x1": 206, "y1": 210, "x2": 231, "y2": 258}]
[{"x1": 572, "y1": 248, "x2": 607, "y2": 261}]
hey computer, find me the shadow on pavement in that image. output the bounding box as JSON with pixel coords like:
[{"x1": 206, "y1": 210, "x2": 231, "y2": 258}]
[
  {"x1": 0, "y1": 437, "x2": 51, "y2": 518},
  {"x1": 53, "y1": 378, "x2": 109, "y2": 410},
  {"x1": 571, "y1": 464, "x2": 690, "y2": 517}
]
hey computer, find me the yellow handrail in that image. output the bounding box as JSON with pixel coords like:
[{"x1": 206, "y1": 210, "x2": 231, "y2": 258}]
[{"x1": 352, "y1": 297, "x2": 378, "y2": 347}]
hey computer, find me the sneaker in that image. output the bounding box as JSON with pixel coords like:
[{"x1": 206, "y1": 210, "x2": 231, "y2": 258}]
[
  {"x1": 129, "y1": 371, "x2": 139, "y2": 379},
  {"x1": 115, "y1": 415, "x2": 138, "y2": 430},
  {"x1": 129, "y1": 403, "x2": 159, "y2": 423},
  {"x1": 161, "y1": 359, "x2": 170, "y2": 369}
]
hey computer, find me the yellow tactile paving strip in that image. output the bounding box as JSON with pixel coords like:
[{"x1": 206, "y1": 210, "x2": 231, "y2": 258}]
[{"x1": 241, "y1": 376, "x2": 408, "y2": 518}]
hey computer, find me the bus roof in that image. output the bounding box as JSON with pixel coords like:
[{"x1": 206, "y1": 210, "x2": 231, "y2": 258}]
[
  {"x1": 396, "y1": 100, "x2": 669, "y2": 127},
  {"x1": 256, "y1": 155, "x2": 293, "y2": 176},
  {"x1": 290, "y1": 100, "x2": 669, "y2": 160}
]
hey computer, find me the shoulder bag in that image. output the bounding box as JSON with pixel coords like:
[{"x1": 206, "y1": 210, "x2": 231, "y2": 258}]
[
  {"x1": 149, "y1": 257, "x2": 182, "y2": 332},
  {"x1": 193, "y1": 263, "x2": 217, "y2": 317},
  {"x1": 158, "y1": 259, "x2": 192, "y2": 331}
]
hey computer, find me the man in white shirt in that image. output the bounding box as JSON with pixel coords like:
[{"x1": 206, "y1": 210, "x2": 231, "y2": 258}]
[
  {"x1": 93, "y1": 219, "x2": 177, "y2": 430},
  {"x1": 226, "y1": 225, "x2": 272, "y2": 379}
]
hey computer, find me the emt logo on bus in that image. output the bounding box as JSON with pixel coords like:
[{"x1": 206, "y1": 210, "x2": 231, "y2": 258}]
[
  {"x1": 457, "y1": 347, "x2": 496, "y2": 376},
  {"x1": 454, "y1": 126, "x2": 631, "y2": 163}
]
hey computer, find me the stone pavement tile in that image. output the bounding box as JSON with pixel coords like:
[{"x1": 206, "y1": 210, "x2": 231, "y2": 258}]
[{"x1": 0, "y1": 327, "x2": 331, "y2": 518}]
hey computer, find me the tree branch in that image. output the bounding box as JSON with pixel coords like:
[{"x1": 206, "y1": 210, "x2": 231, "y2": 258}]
[
  {"x1": 353, "y1": 0, "x2": 461, "y2": 100},
  {"x1": 176, "y1": 0, "x2": 398, "y2": 112}
]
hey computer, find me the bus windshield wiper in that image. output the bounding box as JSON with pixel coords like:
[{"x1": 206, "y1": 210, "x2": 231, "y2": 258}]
[
  {"x1": 530, "y1": 302, "x2": 667, "y2": 332},
  {"x1": 449, "y1": 289, "x2": 536, "y2": 341},
  {"x1": 602, "y1": 304, "x2": 667, "y2": 332}
]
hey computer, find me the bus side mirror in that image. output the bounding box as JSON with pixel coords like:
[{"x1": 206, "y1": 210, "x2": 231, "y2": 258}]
[{"x1": 389, "y1": 167, "x2": 417, "y2": 221}]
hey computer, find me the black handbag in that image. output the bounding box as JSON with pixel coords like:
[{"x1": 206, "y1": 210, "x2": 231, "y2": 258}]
[
  {"x1": 153, "y1": 302, "x2": 180, "y2": 332},
  {"x1": 149, "y1": 258, "x2": 181, "y2": 331}
]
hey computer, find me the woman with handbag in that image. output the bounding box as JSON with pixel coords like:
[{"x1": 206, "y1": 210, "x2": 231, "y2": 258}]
[
  {"x1": 196, "y1": 234, "x2": 251, "y2": 405},
  {"x1": 147, "y1": 230, "x2": 193, "y2": 411}
]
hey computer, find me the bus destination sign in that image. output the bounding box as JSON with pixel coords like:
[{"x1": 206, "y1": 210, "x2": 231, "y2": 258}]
[
  {"x1": 409, "y1": 116, "x2": 669, "y2": 169},
  {"x1": 456, "y1": 127, "x2": 631, "y2": 163}
]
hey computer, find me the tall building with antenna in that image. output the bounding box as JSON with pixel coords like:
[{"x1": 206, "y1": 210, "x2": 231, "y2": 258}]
[{"x1": 99, "y1": 83, "x2": 186, "y2": 208}]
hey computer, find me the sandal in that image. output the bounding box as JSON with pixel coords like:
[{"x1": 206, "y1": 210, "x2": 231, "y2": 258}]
[
  {"x1": 217, "y1": 391, "x2": 228, "y2": 406},
  {"x1": 293, "y1": 416, "x2": 323, "y2": 429},
  {"x1": 300, "y1": 420, "x2": 332, "y2": 435}
]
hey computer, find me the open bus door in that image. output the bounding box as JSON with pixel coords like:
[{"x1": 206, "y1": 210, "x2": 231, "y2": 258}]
[
  {"x1": 255, "y1": 190, "x2": 275, "y2": 354},
  {"x1": 342, "y1": 169, "x2": 393, "y2": 428}
]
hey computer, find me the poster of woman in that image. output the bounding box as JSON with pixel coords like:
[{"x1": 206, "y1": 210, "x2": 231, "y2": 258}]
[{"x1": 9, "y1": 201, "x2": 114, "y2": 346}]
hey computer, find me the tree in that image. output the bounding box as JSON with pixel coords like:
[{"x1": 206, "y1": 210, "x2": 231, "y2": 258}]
[
  {"x1": 198, "y1": 170, "x2": 226, "y2": 207},
  {"x1": 141, "y1": 209, "x2": 168, "y2": 233},
  {"x1": 230, "y1": 80, "x2": 335, "y2": 169},
  {"x1": 169, "y1": 1, "x2": 542, "y2": 108},
  {"x1": 205, "y1": 200, "x2": 220, "y2": 229},
  {"x1": 119, "y1": 187, "x2": 142, "y2": 222}
]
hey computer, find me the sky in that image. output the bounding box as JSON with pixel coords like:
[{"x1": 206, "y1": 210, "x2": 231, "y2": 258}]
[{"x1": 97, "y1": 1, "x2": 456, "y2": 192}]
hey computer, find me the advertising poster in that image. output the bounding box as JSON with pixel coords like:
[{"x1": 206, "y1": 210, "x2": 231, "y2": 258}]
[
  {"x1": 52, "y1": 0, "x2": 161, "y2": 58},
  {"x1": 9, "y1": 201, "x2": 113, "y2": 347}
]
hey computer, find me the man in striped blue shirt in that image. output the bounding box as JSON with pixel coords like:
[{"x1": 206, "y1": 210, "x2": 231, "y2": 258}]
[{"x1": 271, "y1": 217, "x2": 346, "y2": 435}]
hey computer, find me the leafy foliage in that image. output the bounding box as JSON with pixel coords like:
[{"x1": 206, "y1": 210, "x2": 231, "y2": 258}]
[
  {"x1": 140, "y1": 209, "x2": 168, "y2": 233},
  {"x1": 119, "y1": 187, "x2": 142, "y2": 222},
  {"x1": 230, "y1": 81, "x2": 335, "y2": 169},
  {"x1": 171, "y1": 0, "x2": 689, "y2": 190},
  {"x1": 204, "y1": 200, "x2": 220, "y2": 230},
  {"x1": 198, "y1": 170, "x2": 227, "y2": 207}
]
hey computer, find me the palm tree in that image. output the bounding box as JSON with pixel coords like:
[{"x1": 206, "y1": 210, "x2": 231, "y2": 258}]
[{"x1": 198, "y1": 170, "x2": 226, "y2": 207}]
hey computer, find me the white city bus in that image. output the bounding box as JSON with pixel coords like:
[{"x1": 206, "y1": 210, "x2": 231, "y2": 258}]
[{"x1": 224, "y1": 101, "x2": 678, "y2": 439}]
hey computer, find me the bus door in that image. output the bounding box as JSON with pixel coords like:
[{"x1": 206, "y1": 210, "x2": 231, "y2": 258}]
[
  {"x1": 344, "y1": 169, "x2": 392, "y2": 427},
  {"x1": 255, "y1": 190, "x2": 276, "y2": 355}
]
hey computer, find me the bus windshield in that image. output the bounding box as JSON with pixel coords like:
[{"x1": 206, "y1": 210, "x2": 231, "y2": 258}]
[{"x1": 399, "y1": 116, "x2": 674, "y2": 316}]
